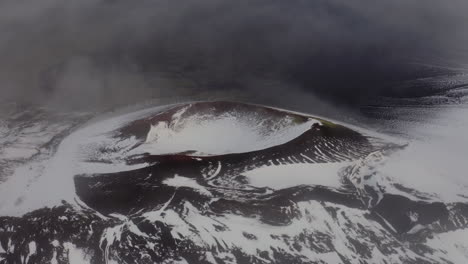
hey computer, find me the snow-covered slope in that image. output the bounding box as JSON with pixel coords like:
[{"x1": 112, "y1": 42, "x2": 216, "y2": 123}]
[{"x1": 1, "y1": 100, "x2": 468, "y2": 264}]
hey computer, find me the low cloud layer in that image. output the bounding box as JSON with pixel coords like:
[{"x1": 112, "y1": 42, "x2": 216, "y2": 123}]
[{"x1": 1, "y1": 0, "x2": 468, "y2": 109}]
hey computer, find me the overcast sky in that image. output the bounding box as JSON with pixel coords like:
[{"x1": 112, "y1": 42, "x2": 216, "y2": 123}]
[{"x1": 1, "y1": 0, "x2": 468, "y2": 109}]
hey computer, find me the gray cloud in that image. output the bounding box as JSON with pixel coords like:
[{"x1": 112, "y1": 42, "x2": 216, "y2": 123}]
[{"x1": 0, "y1": 0, "x2": 467, "y2": 110}]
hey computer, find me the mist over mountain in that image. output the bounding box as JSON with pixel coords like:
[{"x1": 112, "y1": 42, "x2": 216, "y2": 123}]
[{"x1": 1, "y1": 0, "x2": 468, "y2": 110}]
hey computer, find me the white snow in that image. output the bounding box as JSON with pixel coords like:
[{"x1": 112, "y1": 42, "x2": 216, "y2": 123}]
[
  {"x1": 64, "y1": 242, "x2": 90, "y2": 264},
  {"x1": 139, "y1": 200, "x2": 417, "y2": 264},
  {"x1": 138, "y1": 108, "x2": 319, "y2": 156},
  {"x1": 374, "y1": 106, "x2": 468, "y2": 203},
  {"x1": 52, "y1": 240, "x2": 60, "y2": 247},
  {"x1": 163, "y1": 175, "x2": 212, "y2": 196},
  {"x1": 99, "y1": 218, "x2": 150, "y2": 264},
  {"x1": 0, "y1": 104, "x2": 168, "y2": 216},
  {"x1": 142, "y1": 192, "x2": 176, "y2": 222},
  {"x1": 424, "y1": 228, "x2": 468, "y2": 264},
  {"x1": 0, "y1": 102, "x2": 329, "y2": 216},
  {"x1": 407, "y1": 224, "x2": 425, "y2": 235},
  {"x1": 206, "y1": 161, "x2": 222, "y2": 180},
  {"x1": 1, "y1": 147, "x2": 38, "y2": 160},
  {"x1": 243, "y1": 162, "x2": 350, "y2": 189},
  {"x1": 100, "y1": 223, "x2": 125, "y2": 264},
  {"x1": 0, "y1": 239, "x2": 5, "y2": 254},
  {"x1": 162, "y1": 258, "x2": 189, "y2": 264},
  {"x1": 24, "y1": 241, "x2": 36, "y2": 264}
]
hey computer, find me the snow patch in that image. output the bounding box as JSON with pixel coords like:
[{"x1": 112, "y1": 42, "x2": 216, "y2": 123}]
[
  {"x1": 163, "y1": 175, "x2": 212, "y2": 196},
  {"x1": 243, "y1": 162, "x2": 350, "y2": 189},
  {"x1": 139, "y1": 111, "x2": 318, "y2": 156},
  {"x1": 24, "y1": 241, "x2": 36, "y2": 263},
  {"x1": 425, "y1": 228, "x2": 468, "y2": 264},
  {"x1": 64, "y1": 242, "x2": 90, "y2": 264}
]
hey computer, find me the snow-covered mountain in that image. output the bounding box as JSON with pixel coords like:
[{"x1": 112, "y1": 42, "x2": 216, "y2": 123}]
[{"x1": 1, "y1": 98, "x2": 468, "y2": 264}]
